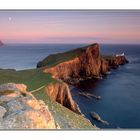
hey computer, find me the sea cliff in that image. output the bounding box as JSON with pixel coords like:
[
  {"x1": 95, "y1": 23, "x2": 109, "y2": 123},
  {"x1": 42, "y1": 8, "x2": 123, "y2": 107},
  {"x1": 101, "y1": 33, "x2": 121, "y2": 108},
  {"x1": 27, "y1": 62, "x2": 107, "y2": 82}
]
[
  {"x1": 45, "y1": 82, "x2": 81, "y2": 114},
  {"x1": 38, "y1": 43, "x2": 128, "y2": 84},
  {"x1": 0, "y1": 43, "x2": 128, "y2": 129},
  {"x1": 36, "y1": 43, "x2": 128, "y2": 119},
  {"x1": 0, "y1": 69, "x2": 95, "y2": 129}
]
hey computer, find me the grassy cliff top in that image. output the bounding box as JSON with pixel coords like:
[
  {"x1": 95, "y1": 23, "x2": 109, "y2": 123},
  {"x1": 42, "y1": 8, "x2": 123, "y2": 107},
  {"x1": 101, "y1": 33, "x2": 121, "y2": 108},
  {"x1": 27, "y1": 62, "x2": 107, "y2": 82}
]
[
  {"x1": 0, "y1": 68, "x2": 56, "y2": 91},
  {"x1": 0, "y1": 68, "x2": 96, "y2": 129},
  {"x1": 37, "y1": 43, "x2": 114, "y2": 68},
  {"x1": 37, "y1": 43, "x2": 100, "y2": 68},
  {"x1": 37, "y1": 46, "x2": 86, "y2": 68}
]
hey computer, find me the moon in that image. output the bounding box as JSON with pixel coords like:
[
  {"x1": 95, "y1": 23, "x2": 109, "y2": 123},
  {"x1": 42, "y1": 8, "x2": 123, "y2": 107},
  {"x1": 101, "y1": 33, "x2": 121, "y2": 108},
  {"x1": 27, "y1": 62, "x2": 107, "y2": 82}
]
[{"x1": 8, "y1": 17, "x2": 12, "y2": 21}]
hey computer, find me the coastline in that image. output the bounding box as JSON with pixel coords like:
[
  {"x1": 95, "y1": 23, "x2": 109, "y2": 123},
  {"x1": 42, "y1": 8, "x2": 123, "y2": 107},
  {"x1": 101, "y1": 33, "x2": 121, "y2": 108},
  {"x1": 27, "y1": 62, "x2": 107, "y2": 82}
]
[
  {"x1": 0, "y1": 43, "x2": 129, "y2": 129},
  {"x1": 36, "y1": 43, "x2": 128, "y2": 128}
]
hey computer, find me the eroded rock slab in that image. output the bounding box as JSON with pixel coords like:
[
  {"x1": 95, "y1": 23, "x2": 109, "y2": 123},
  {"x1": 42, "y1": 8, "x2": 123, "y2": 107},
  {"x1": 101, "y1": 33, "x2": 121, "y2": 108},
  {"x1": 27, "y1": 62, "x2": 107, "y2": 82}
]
[{"x1": 0, "y1": 83, "x2": 59, "y2": 129}]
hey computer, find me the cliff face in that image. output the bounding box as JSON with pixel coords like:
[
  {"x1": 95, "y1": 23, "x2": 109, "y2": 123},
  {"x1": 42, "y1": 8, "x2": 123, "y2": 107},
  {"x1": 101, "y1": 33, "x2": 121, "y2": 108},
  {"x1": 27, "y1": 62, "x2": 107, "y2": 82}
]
[
  {"x1": 38, "y1": 43, "x2": 128, "y2": 117},
  {"x1": 100, "y1": 58, "x2": 110, "y2": 74},
  {"x1": 78, "y1": 44, "x2": 101, "y2": 77},
  {"x1": 43, "y1": 43, "x2": 128, "y2": 84},
  {"x1": 43, "y1": 44, "x2": 101, "y2": 83},
  {"x1": 107, "y1": 56, "x2": 129, "y2": 69},
  {"x1": 45, "y1": 82, "x2": 81, "y2": 114},
  {"x1": 0, "y1": 83, "x2": 59, "y2": 129}
]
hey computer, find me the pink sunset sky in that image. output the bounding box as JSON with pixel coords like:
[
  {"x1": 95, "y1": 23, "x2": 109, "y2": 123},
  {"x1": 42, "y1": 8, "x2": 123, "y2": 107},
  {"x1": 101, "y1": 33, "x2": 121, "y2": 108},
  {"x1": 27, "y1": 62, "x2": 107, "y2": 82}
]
[{"x1": 0, "y1": 10, "x2": 140, "y2": 44}]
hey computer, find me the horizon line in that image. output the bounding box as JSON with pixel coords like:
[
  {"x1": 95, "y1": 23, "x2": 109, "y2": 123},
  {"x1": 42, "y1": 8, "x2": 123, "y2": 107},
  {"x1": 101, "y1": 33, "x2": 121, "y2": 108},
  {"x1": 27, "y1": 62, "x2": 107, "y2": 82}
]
[{"x1": 4, "y1": 42, "x2": 140, "y2": 45}]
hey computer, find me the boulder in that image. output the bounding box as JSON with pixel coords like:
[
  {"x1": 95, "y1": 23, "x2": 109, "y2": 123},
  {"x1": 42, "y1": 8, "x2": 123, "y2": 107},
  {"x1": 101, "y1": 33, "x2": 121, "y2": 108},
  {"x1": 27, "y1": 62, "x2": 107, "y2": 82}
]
[{"x1": 0, "y1": 83, "x2": 59, "y2": 129}]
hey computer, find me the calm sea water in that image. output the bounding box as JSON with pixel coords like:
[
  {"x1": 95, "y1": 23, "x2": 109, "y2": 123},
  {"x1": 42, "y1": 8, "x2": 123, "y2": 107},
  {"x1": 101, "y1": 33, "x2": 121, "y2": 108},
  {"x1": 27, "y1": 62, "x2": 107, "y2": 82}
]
[
  {"x1": 0, "y1": 44, "x2": 85, "y2": 70},
  {"x1": 72, "y1": 44, "x2": 140, "y2": 129},
  {"x1": 0, "y1": 43, "x2": 140, "y2": 129}
]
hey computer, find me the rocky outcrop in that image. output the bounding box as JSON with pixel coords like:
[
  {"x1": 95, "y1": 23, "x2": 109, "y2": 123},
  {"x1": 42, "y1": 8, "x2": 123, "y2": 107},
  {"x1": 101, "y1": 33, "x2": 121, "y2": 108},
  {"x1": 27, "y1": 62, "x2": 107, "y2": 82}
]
[
  {"x1": 106, "y1": 56, "x2": 129, "y2": 69},
  {"x1": 100, "y1": 58, "x2": 110, "y2": 75},
  {"x1": 0, "y1": 83, "x2": 59, "y2": 129},
  {"x1": 43, "y1": 43, "x2": 128, "y2": 84},
  {"x1": 43, "y1": 44, "x2": 101, "y2": 83},
  {"x1": 45, "y1": 82, "x2": 81, "y2": 114},
  {"x1": 90, "y1": 112, "x2": 109, "y2": 125}
]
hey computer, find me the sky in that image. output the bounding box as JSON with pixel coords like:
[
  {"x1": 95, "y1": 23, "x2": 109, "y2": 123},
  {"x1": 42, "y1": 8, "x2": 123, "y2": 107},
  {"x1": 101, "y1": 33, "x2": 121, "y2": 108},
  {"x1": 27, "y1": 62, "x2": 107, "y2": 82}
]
[{"x1": 0, "y1": 10, "x2": 140, "y2": 44}]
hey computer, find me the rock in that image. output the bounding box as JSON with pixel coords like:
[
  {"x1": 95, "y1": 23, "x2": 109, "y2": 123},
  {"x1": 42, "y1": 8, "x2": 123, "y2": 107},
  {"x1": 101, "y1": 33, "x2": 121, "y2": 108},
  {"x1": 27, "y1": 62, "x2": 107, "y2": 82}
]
[
  {"x1": 0, "y1": 83, "x2": 27, "y2": 93},
  {"x1": 78, "y1": 92, "x2": 92, "y2": 99},
  {"x1": 36, "y1": 43, "x2": 128, "y2": 124},
  {"x1": 0, "y1": 83, "x2": 58, "y2": 129},
  {"x1": 101, "y1": 58, "x2": 110, "y2": 75},
  {"x1": 43, "y1": 43, "x2": 101, "y2": 83},
  {"x1": 90, "y1": 112, "x2": 109, "y2": 125},
  {"x1": 78, "y1": 92, "x2": 101, "y2": 100},
  {"x1": 45, "y1": 82, "x2": 81, "y2": 114},
  {"x1": 37, "y1": 61, "x2": 42, "y2": 68},
  {"x1": 43, "y1": 43, "x2": 128, "y2": 84},
  {"x1": 106, "y1": 55, "x2": 129, "y2": 69}
]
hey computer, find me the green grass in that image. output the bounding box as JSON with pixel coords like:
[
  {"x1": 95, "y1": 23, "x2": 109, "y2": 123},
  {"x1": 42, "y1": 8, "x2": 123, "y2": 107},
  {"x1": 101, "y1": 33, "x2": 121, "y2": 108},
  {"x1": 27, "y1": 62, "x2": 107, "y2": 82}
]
[
  {"x1": 37, "y1": 46, "x2": 87, "y2": 68},
  {"x1": 33, "y1": 88, "x2": 97, "y2": 129},
  {"x1": 0, "y1": 68, "x2": 96, "y2": 129},
  {"x1": 0, "y1": 68, "x2": 57, "y2": 91}
]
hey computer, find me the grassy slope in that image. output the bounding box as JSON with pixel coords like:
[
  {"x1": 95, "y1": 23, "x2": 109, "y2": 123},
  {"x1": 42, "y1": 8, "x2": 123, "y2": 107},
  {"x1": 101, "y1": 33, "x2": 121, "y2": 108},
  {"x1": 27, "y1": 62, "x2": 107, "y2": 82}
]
[
  {"x1": 37, "y1": 46, "x2": 87, "y2": 68},
  {"x1": 0, "y1": 68, "x2": 96, "y2": 129},
  {"x1": 0, "y1": 68, "x2": 56, "y2": 91},
  {"x1": 33, "y1": 89, "x2": 96, "y2": 129}
]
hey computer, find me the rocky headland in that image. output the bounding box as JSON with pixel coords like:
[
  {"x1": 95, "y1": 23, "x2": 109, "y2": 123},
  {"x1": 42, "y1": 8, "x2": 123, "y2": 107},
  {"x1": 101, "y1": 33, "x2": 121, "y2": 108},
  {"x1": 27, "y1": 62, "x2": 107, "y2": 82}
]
[
  {"x1": 36, "y1": 43, "x2": 128, "y2": 121},
  {"x1": 0, "y1": 43, "x2": 128, "y2": 129},
  {"x1": 38, "y1": 43, "x2": 128, "y2": 85}
]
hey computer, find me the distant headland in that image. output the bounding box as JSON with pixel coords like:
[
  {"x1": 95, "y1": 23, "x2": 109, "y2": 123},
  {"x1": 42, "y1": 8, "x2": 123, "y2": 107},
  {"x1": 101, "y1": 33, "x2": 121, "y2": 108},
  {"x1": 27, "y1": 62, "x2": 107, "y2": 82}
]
[{"x1": 0, "y1": 40, "x2": 4, "y2": 46}]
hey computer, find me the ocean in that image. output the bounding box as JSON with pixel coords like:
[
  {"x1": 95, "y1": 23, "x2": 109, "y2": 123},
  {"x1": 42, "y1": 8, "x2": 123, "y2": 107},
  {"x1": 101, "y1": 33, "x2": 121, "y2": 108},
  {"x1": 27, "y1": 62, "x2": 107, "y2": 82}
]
[
  {"x1": 0, "y1": 44, "x2": 85, "y2": 70},
  {"x1": 0, "y1": 43, "x2": 140, "y2": 129}
]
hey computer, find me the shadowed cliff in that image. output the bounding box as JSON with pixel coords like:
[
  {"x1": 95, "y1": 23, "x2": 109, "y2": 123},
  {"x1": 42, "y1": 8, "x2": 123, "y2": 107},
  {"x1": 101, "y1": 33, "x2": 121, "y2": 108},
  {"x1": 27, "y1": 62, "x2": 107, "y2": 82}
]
[{"x1": 45, "y1": 82, "x2": 81, "y2": 114}]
